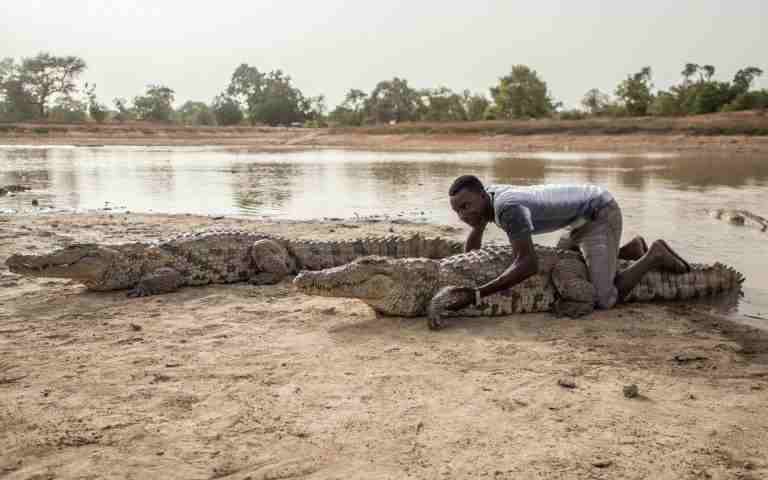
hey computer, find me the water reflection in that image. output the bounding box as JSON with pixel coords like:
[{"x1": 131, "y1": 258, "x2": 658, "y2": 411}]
[
  {"x1": 230, "y1": 162, "x2": 300, "y2": 213},
  {"x1": 1, "y1": 146, "x2": 766, "y2": 318},
  {"x1": 2, "y1": 148, "x2": 767, "y2": 216}
]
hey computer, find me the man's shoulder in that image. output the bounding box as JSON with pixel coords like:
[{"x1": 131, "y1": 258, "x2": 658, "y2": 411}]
[
  {"x1": 485, "y1": 183, "x2": 512, "y2": 193},
  {"x1": 490, "y1": 183, "x2": 608, "y2": 198},
  {"x1": 485, "y1": 184, "x2": 516, "y2": 203}
]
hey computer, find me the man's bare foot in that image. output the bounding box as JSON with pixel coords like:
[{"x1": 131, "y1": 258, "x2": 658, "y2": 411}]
[
  {"x1": 619, "y1": 236, "x2": 648, "y2": 261},
  {"x1": 649, "y1": 240, "x2": 691, "y2": 273}
]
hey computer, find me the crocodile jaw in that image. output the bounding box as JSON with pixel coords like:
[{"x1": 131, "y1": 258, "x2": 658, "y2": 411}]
[
  {"x1": 293, "y1": 256, "x2": 439, "y2": 316},
  {"x1": 6, "y1": 245, "x2": 115, "y2": 282}
]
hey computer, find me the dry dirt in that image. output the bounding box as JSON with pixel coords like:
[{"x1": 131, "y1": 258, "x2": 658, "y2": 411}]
[
  {"x1": 1, "y1": 213, "x2": 767, "y2": 479},
  {"x1": 3, "y1": 115, "x2": 768, "y2": 154}
]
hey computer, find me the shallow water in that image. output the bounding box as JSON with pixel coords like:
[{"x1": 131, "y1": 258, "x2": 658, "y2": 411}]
[{"x1": 1, "y1": 145, "x2": 766, "y2": 321}]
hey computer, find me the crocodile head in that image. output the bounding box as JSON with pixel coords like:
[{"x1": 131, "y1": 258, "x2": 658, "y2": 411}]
[
  {"x1": 6, "y1": 244, "x2": 124, "y2": 287},
  {"x1": 293, "y1": 256, "x2": 441, "y2": 316}
]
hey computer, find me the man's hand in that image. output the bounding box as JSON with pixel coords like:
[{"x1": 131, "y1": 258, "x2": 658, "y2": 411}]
[
  {"x1": 464, "y1": 225, "x2": 486, "y2": 253},
  {"x1": 427, "y1": 286, "x2": 476, "y2": 330}
]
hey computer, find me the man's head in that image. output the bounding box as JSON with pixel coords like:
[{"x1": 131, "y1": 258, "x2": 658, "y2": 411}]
[{"x1": 449, "y1": 175, "x2": 492, "y2": 228}]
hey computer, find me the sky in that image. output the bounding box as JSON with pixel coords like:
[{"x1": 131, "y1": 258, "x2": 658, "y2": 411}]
[{"x1": 2, "y1": 0, "x2": 766, "y2": 110}]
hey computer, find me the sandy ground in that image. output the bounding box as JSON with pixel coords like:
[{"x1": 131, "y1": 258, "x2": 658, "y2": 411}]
[
  {"x1": 3, "y1": 121, "x2": 768, "y2": 154},
  {"x1": 1, "y1": 212, "x2": 767, "y2": 479}
]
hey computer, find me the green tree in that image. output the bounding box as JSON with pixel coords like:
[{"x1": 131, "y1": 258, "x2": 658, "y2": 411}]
[
  {"x1": 722, "y1": 89, "x2": 768, "y2": 112},
  {"x1": 732, "y1": 67, "x2": 763, "y2": 95},
  {"x1": 489, "y1": 65, "x2": 556, "y2": 119},
  {"x1": 581, "y1": 88, "x2": 611, "y2": 115},
  {"x1": 649, "y1": 90, "x2": 684, "y2": 116},
  {"x1": 366, "y1": 77, "x2": 422, "y2": 123},
  {"x1": 329, "y1": 89, "x2": 368, "y2": 126},
  {"x1": 133, "y1": 84, "x2": 175, "y2": 122},
  {"x1": 254, "y1": 96, "x2": 298, "y2": 126},
  {"x1": 463, "y1": 91, "x2": 490, "y2": 121},
  {"x1": 211, "y1": 94, "x2": 244, "y2": 126},
  {"x1": 226, "y1": 64, "x2": 265, "y2": 124},
  {"x1": 224, "y1": 65, "x2": 307, "y2": 126},
  {"x1": 344, "y1": 89, "x2": 368, "y2": 112},
  {"x1": 615, "y1": 66, "x2": 653, "y2": 116},
  {"x1": 48, "y1": 96, "x2": 88, "y2": 122},
  {"x1": 304, "y1": 95, "x2": 327, "y2": 126},
  {"x1": 420, "y1": 87, "x2": 467, "y2": 121},
  {"x1": 701, "y1": 65, "x2": 716, "y2": 81},
  {"x1": 0, "y1": 80, "x2": 38, "y2": 121},
  {"x1": 253, "y1": 70, "x2": 307, "y2": 125},
  {"x1": 16, "y1": 52, "x2": 87, "y2": 118},
  {"x1": 681, "y1": 63, "x2": 699, "y2": 85},
  {"x1": 177, "y1": 100, "x2": 214, "y2": 125},
  {"x1": 113, "y1": 97, "x2": 134, "y2": 122},
  {"x1": 0, "y1": 58, "x2": 37, "y2": 121},
  {"x1": 0, "y1": 57, "x2": 14, "y2": 87},
  {"x1": 691, "y1": 81, "x2": 733, "y2": 114},
  {"x1": 227, "y1": 64, "x2": 264, "y2": 99},
  {"x1": 84, "y1": 83, "x2": 108, "y2": 123}
]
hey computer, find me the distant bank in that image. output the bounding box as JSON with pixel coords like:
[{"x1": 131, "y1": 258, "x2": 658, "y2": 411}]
[{"x1": 2, "y1": 111, "x2": 767, "y2": 154}]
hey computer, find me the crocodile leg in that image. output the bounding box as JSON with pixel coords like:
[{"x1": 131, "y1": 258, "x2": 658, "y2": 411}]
[
  {"x1": 127, "y1": 267, "x2": 184, "y2": 297},
  {"x1": 250, "y1": 239, "x2": 298, "y2": 285},
  {"x1": 551, "y1": 257, "x2": 595, "y2": 318}
]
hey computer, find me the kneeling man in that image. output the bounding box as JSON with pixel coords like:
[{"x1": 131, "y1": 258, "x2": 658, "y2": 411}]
[{"x1": 443, "y1": 175, "x2": 690, "y2": 318}]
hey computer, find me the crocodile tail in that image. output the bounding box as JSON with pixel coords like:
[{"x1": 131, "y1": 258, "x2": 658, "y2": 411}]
[{"x1": 625, "y1": 262, "x2": 744, "y2": 302}]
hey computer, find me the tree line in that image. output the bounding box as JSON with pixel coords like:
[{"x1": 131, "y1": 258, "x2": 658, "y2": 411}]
[{"x1": 0, "y1": 52, "x2": 765, "y2": 126}]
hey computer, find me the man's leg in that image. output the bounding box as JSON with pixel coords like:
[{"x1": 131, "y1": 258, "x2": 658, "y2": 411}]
[
  {"x1": 560, "y1": 231, "x2": 645, "y2": 262},
  {"x1": 576, "y1": 202, "x2": 623, "y2": 309},
  {"x1": 615, "y1": 240, "x2": 690, "y2": 299}
]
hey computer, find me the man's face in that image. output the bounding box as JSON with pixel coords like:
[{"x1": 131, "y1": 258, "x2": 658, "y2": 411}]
[{"x1": 450, "y1": 189, "x2": 489, "y2": 228}]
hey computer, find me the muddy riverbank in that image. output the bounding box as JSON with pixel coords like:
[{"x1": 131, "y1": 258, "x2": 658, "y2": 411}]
[
  {"x1": 3, "y1": 112, "x2": 768, "y2": 154},
  {"x1": 1, "y1": 212, "x2": 767, "y2": 479}
]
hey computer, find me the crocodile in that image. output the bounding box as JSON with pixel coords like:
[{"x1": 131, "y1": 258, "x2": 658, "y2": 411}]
[
  {"x1": 708, "y1": 208, "x2": 768, "y2": 232},
  {"x1": 0, "y1": 185, "x2": 31, "y2": 197},
  {"x1": 293, "y1": 244, "x2": 744, "y2": 327},
  {"x1": 5, "y1": 231, "x2": 462, "y2": 296}
]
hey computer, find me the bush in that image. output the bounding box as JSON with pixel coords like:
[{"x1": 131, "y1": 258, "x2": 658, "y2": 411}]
[
  {"x1": 557, "y1": 109, "x2": 587, "y2": 120},
  {"x1": 722, "y1": 90, "x2": 768, "y2": 112},
  {"x1": 212, "y1": 95, "x2": 243, "y2": 126},
  {"x1": 689, "y1": 82, "x2": 733, "y2": 114},
  {"x1": 48, "y1": 98, "x2": 88, "y2": 122},
  {"x1": 253, "y1": 96, "x2": 303, "y2": 126},
  {"x1": 89, "y1": 104, "x2": 108, "y2": 123},
  {"x1": 649, "y1": 91, "x2": 683, "y2": 116}
]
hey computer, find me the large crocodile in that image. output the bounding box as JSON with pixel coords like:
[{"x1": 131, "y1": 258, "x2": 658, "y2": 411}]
[
  {"x1": 293, "y1": 244, "x2": 744, "y2": 328},
  {"x1": 5, "y1": 231, "x2": 462, "y2": 296},
  {"x1": 708, "y1": 208, "x2": 768, "y2": 232}
]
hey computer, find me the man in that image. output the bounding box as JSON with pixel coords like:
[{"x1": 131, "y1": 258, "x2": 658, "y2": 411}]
[{"x1": 443, "y1": 175, "x2": 690, "y2": 315}]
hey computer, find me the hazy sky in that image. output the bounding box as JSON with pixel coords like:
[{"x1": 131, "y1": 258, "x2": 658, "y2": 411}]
[{"x1": 3, "y1": 0, "x2": 766, "y2": 109}]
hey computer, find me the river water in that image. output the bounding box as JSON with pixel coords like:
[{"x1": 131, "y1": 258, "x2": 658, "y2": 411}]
[{"x1": 1, "y1": 145, "x2": 766, "y2": 322}]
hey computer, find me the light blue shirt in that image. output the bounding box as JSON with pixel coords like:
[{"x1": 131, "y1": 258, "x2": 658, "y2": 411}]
[{"x1": 486, "y1": 184, "x2": 612, "y2": 238}]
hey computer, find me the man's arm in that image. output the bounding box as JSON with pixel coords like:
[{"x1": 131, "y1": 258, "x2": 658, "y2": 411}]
[
  {"x1": 464, "y1": 224, "x2": 486, "y2": 253},
  {"x1": 436, "y1": 233, "x2": 539, "y2": 319},
  {"x1": 476, "y1": 233, "x2": 539, "y2": 300}
]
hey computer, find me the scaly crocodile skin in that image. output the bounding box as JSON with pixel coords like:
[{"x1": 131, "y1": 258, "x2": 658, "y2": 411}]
[
  {"x1": 6, "y1": 230, "x2": 463, "y2": 296},
  {"x1": 294, "y1": 245, "x2": 744, "y2": 326}
]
